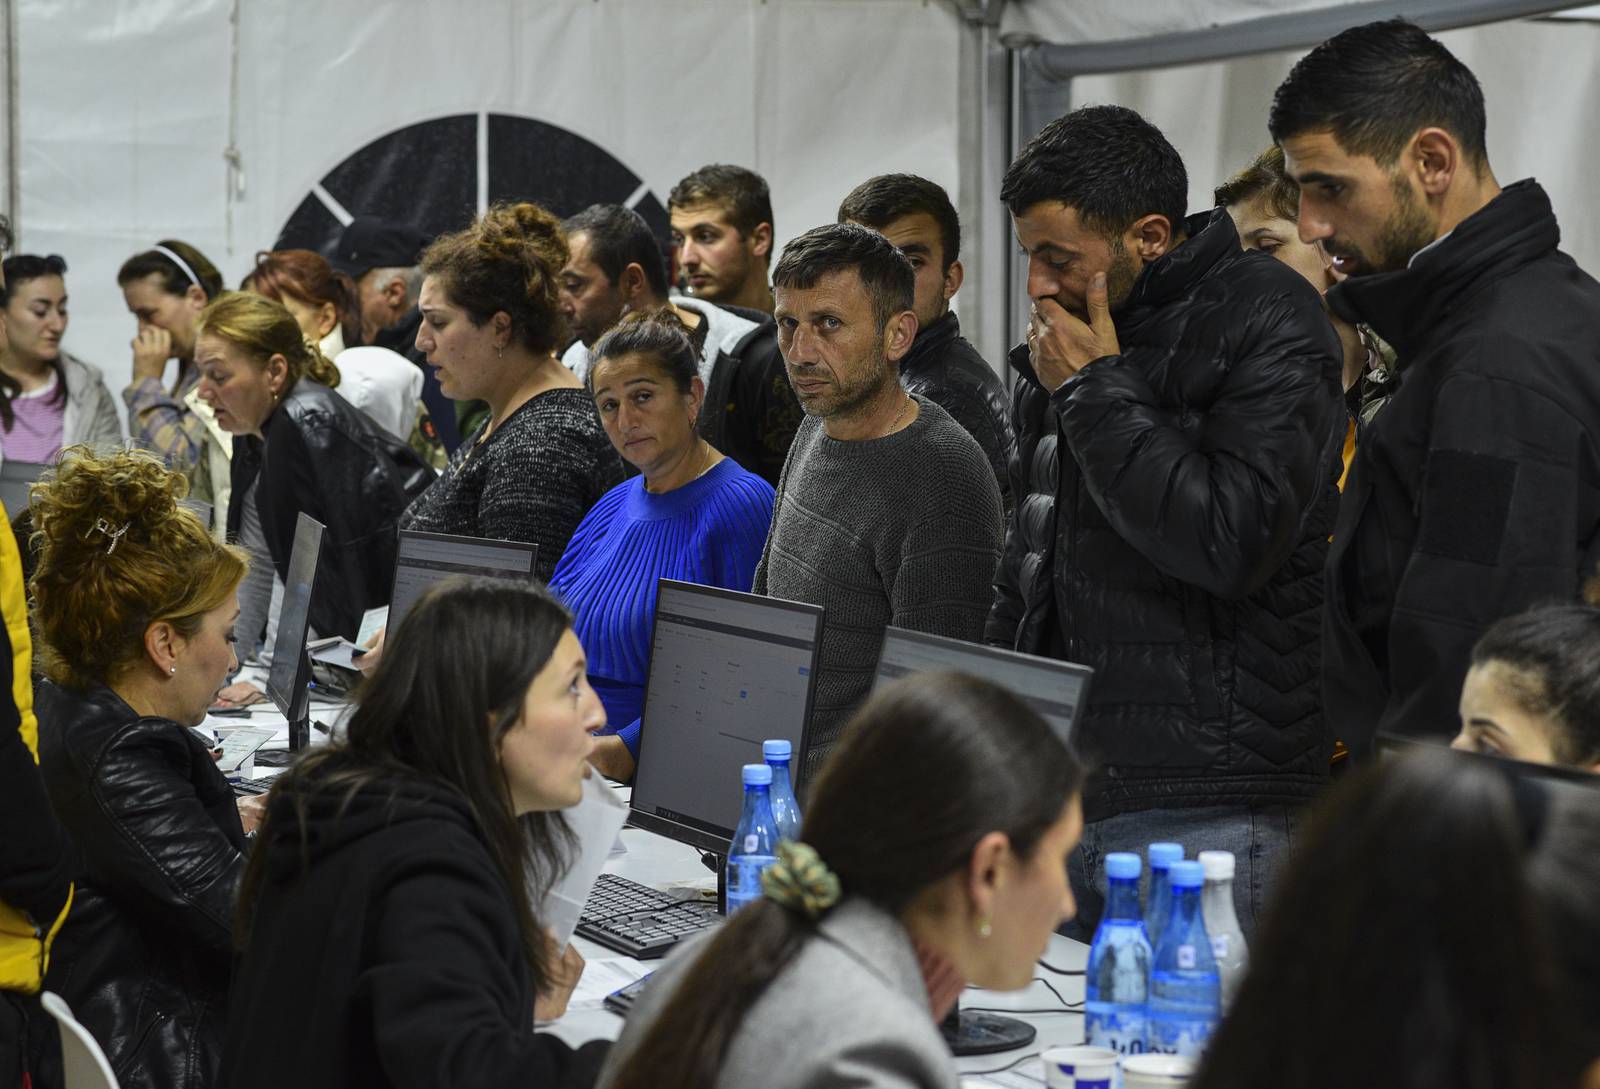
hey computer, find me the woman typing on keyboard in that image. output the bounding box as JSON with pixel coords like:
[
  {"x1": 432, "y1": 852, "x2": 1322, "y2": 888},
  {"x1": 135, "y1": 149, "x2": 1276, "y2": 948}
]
[
  {"x1": 221, "y1": 577, "x2": 612, "y2": 1089},
  {"x1": 600, "y1": 673, "x2": 1088, "y2": 1089},
  {"x1": 29, "y1": 448, "x2": 254, "y2": 1089}
]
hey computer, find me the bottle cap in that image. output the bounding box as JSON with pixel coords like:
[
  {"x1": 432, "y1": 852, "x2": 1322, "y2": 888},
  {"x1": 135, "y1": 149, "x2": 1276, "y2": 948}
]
[
  {"x1": 742, "y1": 763, "x2": 773, "y2": 786},
  {"x1": 1198, "y1": 850, "x2": 1235, "y2": 881},
  {"x1": 1167, "y1": 860, "x2": 1204, "y2": 889},
  {"x1": 1104, "y1": 852, "x2": 1142, "y2": 880},
  {"x1": 1148, "y1": 842, "x2": 1184, "y2": 869},
  {"x1": 763, "y1": 739, "x2": 792, "y2": 761}
]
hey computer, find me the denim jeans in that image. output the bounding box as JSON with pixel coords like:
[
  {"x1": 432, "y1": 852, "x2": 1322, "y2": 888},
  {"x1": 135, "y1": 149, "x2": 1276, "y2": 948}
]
[{"x1": 1062, "y1": 804, "x2": 1302, "y2": 943}]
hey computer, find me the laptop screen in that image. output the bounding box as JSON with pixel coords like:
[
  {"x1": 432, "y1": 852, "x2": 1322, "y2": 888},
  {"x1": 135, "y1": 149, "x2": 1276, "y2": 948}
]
[
  {"x1": 628, "y1": 579, "x2": 824, "y2": 855},
  {"x1": 267, "y1": 513, "x2": 325, "y2": 745},
  {"x1": 388, "y1": 530, "x2": 540, "y2": 634},
  {"x1": 872, "y1": 627, "x2": 1093, "y2": 745}
]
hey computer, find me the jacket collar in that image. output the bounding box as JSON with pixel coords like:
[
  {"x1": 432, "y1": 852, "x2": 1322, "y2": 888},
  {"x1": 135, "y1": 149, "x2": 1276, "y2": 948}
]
[
  {"x1": 818, "y1": 898, "x2": 929, "y2": 1010},
  {"x1": 1327, "y1": 179, "x2": 1559, "y2": 358},
  {"x1": 373, "y1": 306, "x2": 422, "y2": 356},
  {"x1": 902, "y1": 311, "x2": 962, "y2": 376}
]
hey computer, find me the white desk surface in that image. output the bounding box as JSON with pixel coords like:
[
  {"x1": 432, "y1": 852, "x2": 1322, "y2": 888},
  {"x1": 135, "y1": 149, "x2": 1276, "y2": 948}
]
[{"x1": 225, "y1": 675, "x2": 1083, "y2": 1086}]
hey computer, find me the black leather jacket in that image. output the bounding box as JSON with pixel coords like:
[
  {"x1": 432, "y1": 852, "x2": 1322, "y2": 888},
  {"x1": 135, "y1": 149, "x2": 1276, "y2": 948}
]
[
  {"x1": 898, "y1": 312, "x2": 1016, "y2": 516},
  {"x1": 227, "y1": 379, "x2": 435, "y2": 639},
  {"x1": 699, "y1": 311, "x2": 804, "y2": 488},
  {"x1": 988, "y1": 209, "x2": 1344, "y2": 820},
  {"x1": 37, "y1": 682, "x2": 247, "y2": 1089}
]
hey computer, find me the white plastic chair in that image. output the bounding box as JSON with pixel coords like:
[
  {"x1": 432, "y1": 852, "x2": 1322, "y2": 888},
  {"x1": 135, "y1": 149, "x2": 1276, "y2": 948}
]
[{"x1": 38, "y1": 991, "x2": 119, "y2": 1089}]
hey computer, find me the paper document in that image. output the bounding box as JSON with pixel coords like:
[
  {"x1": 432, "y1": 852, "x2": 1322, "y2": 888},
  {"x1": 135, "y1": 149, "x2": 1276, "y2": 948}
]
[
  {"x1": 358, "y1": 606, "x2": 389, "y2": 646},
  {"x1": 538, "y1": 772, "x2": 631, "y2": 947},
  {"x1": 214, "y1": 728, "x2": 277, "y2": 773}
]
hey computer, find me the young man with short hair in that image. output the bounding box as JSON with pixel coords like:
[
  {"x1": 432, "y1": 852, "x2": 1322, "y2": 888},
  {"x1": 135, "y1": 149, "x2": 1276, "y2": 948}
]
[
  {"x1": 557, "y1": 204, "x2": 800, "y2": 485},
  {"x1": 1271, "y1": 19, "x2": 1600, "y2": 755},
  {"x1": 838, "y1": 173, "x2": 1015, "y2": 512},
  {"x1": 669, "y1": 164, "x2": 775, "y2": 315},
  {"x1": 756, "y1": 223, "x2": 1003, "y2": 780},
  {"x1": 990, "y1": 105, "x2": 1344, "y2": 938}
]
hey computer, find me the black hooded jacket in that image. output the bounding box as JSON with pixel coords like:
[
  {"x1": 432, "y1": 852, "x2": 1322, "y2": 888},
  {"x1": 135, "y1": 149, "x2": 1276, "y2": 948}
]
[
  {"x1": 1324, "y1": 180, "x2": 1600, "y2": 754},
  {"x1": 988, "y1": 209, "x2": 1344, "y2": 820},
  {"x1": 220, "y1": 764, "x2": 607, "y2": 1089},
  {"x1": 898, "y1": 312, "x2": 1016, "y2": 515}
]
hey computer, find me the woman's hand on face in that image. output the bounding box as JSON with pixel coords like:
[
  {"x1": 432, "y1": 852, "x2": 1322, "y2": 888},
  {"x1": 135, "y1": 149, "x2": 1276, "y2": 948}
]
[
  {"x1": 131, "y1": 326, "x2": 174, "y2": 380},
  {"x1": 534, "y1": 928, "x2": 586, "y2": 1023},
  {"x1": 354, "y1": 628, "x2": 385, "y2": 675},
  {"x1": 237, "y1": 793, "x2": 268, "y2": 835}
]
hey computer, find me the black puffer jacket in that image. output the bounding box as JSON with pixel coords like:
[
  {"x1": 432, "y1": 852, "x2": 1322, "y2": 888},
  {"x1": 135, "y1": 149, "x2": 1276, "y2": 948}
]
[
  {"x1": 37, "y1": 682, "x2": 247, "y2": 1089},
  {"x1": 227, "y1": 379, "x2": 435, "y2": 639},
  {"x1": 1324, "y1": 180, "x2": 1600, "y2": 753},
  {"x1": 899, "y1": 312, "x2": 1017, "y2": 516},
  {"x1": 987, "y1": 209, "x2": 1344, "y2": 820}
]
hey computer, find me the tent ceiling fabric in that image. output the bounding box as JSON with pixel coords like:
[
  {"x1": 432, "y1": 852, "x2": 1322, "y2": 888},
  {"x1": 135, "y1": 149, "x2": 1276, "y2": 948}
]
[{"x1": 1001, "y1": 0, "x2": 1581, "y2": 67}]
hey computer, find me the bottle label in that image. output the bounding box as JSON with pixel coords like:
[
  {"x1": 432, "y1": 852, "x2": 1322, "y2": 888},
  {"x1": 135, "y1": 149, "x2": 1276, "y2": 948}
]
[
  {"x1": 1211, "y1": 934, "x2": 1230, "y2": 960},
  {"x1": 1147, "y1": 1015, "x2": 1214, "y2": 1058},
  {"x1": 1177, "y1": 944, "x2": 1196, "y2": 969},
  {"x1": 1084, "y1": 1006, "x2": 1147, "y2": 1055}
]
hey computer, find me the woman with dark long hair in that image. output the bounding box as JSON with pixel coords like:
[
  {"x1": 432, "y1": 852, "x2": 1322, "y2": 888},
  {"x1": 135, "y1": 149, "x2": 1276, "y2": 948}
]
[
  {"x1": 599, "y1": 673, "x2": 1087, "y2": 1089},
  {"x1": 1194, "y1": 748, "x2": 1600, "y2": 1089},
  {"x1": 220, "y1": 577, "x2": 610, "y2": 1088}
]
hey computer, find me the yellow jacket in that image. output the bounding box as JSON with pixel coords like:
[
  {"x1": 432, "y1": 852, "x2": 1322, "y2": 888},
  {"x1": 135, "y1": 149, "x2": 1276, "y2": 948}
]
[{"x1": 0, "y1": 504, "x2": 72, "y2": 993}]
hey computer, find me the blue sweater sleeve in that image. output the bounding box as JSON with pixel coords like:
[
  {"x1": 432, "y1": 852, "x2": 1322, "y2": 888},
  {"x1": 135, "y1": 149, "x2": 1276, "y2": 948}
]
[{"x1": 618, "y1": 717, "x2": 642, "y2": 758}]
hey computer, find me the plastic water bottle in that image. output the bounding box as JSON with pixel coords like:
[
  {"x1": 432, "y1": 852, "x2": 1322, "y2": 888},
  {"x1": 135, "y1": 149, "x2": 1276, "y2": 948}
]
[
  {"x1": 725, "y1": 764, "x2": 780, "y2": 915},
  {"x1": 763, "y1": 739, "x2": 802, "y2": 843},
  {"x1": 1085, "y1": 852, "x2": 1153, "y2": 1057},
  {"x1": 1144, "y1": 842, "x2": 1184, "y2": 951},
  {"x1": 1147, "y1": 860, "x2": 1221, "y2": 1057},
  {"x1": 1197, "y1": 851, "x2": 1248, "y2": 1011}
]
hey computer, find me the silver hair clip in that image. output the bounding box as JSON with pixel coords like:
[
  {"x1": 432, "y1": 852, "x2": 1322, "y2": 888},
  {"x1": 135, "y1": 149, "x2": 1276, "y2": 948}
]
[{"x1": 93, "y1": 518, "x2": 130, "y2": 554}]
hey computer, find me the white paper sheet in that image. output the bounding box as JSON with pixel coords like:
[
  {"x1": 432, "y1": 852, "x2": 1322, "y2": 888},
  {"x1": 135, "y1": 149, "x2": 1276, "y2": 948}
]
[
  {"x1": 539, "y1": 772, "x2": 631, "y2": 948},
  {"x1": 565, "y1": 957, "x2": 652, "y2": 1012}
]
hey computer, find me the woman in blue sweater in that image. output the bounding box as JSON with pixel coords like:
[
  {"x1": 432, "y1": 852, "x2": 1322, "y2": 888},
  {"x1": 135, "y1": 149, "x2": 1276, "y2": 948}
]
[{"x1": 550, "y1": 311, "x2": 774, "y2": 781}]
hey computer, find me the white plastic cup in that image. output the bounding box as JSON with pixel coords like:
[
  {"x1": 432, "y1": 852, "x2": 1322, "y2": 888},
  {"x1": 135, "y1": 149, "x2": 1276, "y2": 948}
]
[
  {"x1": 1042, "y1": 1046, "x2": 1120, "y2": 1089},
  {"x1": 1121, "y1": 1053, "x2": 1197, "y2": 1088}
]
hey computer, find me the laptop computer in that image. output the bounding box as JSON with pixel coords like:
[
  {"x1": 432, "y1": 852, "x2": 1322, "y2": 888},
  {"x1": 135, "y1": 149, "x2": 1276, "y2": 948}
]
[{"x1": 871, "y1": 626, "x2": 1094, "y2": 744}]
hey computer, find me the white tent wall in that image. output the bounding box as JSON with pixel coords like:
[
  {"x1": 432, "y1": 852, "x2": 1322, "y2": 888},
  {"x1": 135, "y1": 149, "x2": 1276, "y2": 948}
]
[
  {"x1": 11, "y1": 0, "x2": 976, "y2": 431},
  {"x1": 1064, "y1": 17, "x2": 1600, "y2": 280}
]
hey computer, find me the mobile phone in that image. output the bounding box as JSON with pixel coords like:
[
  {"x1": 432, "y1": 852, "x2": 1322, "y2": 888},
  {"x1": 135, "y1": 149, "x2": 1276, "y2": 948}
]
[{"x1": 602, "y1": 973, "x2": 655, "y2": 1017}]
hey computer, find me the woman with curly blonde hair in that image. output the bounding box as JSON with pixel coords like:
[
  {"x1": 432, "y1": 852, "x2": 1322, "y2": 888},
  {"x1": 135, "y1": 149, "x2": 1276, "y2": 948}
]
[{"x1": 30, "y1": 448, "x2": 251, "y2": 1089}]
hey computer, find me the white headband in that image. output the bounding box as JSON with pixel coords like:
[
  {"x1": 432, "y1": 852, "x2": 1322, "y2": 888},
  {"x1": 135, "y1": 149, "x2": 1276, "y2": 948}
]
[{"x1": 151, "y1": 244, "x2": 202, "y2": 291}]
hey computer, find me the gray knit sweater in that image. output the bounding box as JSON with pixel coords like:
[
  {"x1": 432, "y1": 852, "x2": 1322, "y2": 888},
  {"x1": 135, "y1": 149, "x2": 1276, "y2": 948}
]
[{"x1": 754, "y1": 395, "x2": 1004, "y2": 780}]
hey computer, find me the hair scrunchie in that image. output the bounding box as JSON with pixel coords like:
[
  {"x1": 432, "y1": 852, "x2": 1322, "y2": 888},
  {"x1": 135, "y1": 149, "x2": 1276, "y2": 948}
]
[{"x1": 760, "y1": 840, "x2": 841, "y2": 919}]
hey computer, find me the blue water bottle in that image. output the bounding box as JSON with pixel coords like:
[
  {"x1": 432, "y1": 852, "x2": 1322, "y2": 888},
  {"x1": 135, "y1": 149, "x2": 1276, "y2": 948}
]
[
  {"x1": 725, "y1": 764, "x2": 780, "y2": 915},
  {"x1": 763, "y1": 739, "x2": 802, "y2": 843},
  {"x1": 1085, "y1": 852, "x2": 1153, "y2": 1056},
  {"x1": 1146, "y1": 860, "x2": 1221, "y2": 1057},
  {"x1": 1144, "y1": 842, "x2": 1185, "y2": 951}
]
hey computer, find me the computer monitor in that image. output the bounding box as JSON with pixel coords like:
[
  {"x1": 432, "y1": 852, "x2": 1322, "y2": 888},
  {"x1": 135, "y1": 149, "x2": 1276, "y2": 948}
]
[
  {"x1": 267, "y1": 513, "x2": 325, "y2": 751},
  {"x1": 387, "y1": 530, "x2": 539, "y2": 635},
  {"x1": 0, "y1": 460, "x2": 47, "y2": 520},
  {"x1": 628, "y1": 579, "x2": 824, "y2": 855},
  {"x1": 871, "y1": 627, "x2": 1093, "y2": 744}
]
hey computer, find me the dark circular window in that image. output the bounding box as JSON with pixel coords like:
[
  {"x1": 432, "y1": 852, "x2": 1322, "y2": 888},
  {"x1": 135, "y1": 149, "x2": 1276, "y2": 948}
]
[{"x1": 275, "y1": 112, "x2": 669, "y2": 253}]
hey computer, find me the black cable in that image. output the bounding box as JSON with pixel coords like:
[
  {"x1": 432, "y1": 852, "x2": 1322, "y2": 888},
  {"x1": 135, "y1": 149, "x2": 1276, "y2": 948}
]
[
  {"x1": 1032, "y1": 975, "x2": 1077, "y2": 1008},
  {"x1": 1037, "y1": 959, "x2": 1085, "y2": 976},
  {"x1": 964, "y1": 1050, "x2": 1041, "y2": 1077},
  {"x1": 964, "y1": 1006, "x2": 1081, "y2": 1015}
]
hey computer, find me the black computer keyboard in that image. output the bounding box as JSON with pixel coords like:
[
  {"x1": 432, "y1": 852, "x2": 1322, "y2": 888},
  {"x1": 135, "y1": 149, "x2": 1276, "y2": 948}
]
[
  {"x1": 575, "y1": 873, "x2": 717, "y2": 959},
  {"x1": 230, "y1": 776, "x2": 278, "y2": 798}
]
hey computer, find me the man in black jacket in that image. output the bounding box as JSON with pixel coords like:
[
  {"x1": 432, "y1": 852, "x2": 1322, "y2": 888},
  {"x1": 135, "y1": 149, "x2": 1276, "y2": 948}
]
[
  {"x1": 838, "y1": 174, "x2": 1016, "y2": 512},
  {"x1": 1272, "y1": 20, "x2": 1600, "y2": 756},
  {"x1": 556, "y1": 203, "x2": 802, "y2": 486},
  {"x1": 988, "y1": 105, "x2": 1343, "y2": 937}
]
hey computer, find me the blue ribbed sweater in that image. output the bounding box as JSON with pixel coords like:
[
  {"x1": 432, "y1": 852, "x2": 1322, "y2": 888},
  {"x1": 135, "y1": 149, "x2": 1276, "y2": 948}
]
[{"x1": 548, "y1": 457, "x2": 775, "y2": 756}]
